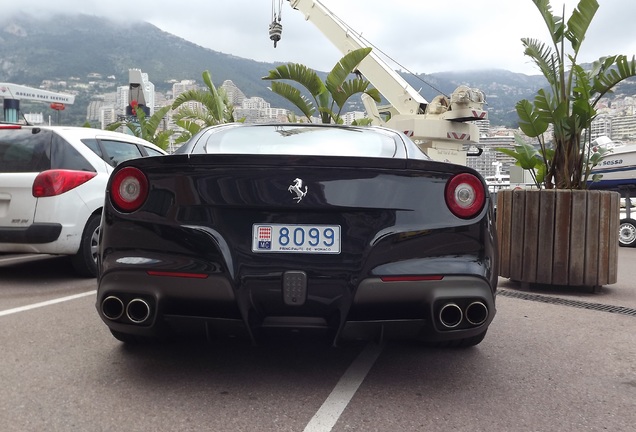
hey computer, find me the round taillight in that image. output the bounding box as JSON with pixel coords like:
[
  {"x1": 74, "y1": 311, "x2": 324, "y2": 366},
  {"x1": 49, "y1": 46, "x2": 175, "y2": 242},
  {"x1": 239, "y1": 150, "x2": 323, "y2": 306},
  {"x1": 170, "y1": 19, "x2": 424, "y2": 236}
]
[
  {"x1": 110, "y1": 167, "x2": 148, "y2": 212},
  {"x1": 445, "y1": 173, "x2": 485, "y2": 219}
]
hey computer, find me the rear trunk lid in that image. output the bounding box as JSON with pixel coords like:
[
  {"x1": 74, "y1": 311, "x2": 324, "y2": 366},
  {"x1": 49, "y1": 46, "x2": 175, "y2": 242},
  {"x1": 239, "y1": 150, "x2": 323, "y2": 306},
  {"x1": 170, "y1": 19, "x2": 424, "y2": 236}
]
[
  {"x1": 0, "y1": 173, "x2": 38, "y2": 228},
  {"x1": 109, "y1": 154, "x2": 483, "y2": 278}
]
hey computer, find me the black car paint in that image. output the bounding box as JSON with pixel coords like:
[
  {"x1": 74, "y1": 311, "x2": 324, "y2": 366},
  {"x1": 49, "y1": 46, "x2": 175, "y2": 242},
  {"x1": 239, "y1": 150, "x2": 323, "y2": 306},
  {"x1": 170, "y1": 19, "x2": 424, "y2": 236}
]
[{"x1": 97, "y1": 125, "x2": 497, "y2": 345}]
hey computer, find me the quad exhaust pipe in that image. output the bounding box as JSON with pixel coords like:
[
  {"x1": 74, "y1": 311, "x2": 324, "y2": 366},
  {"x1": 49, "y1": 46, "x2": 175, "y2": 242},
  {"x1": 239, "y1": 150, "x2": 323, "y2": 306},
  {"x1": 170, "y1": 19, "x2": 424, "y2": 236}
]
[
  {"x1": 465, "y1": 301, "x2": 488, "y2": 326},
  {"x1": 126, "y1": 298, "x2": 151, "y2": 324},
  {"x1": 439, "y1": 303, "x2": 463, "y2": 328},
  {"x1": 101, "y1": 296, "x2": 151, "y2": 324},
  {"x1": 438, "y1": 301, "x2": 488, "y2": 329},
  {"x1": 102, "y1": 296, "x2": 124, "y2": 320}
]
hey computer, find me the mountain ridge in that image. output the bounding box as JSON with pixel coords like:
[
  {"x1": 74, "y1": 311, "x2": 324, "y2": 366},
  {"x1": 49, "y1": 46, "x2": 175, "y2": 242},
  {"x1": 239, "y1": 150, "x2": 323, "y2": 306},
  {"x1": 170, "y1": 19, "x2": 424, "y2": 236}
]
[{"x1": 2, "y1": 14, "x2": 633, "y2": 127}]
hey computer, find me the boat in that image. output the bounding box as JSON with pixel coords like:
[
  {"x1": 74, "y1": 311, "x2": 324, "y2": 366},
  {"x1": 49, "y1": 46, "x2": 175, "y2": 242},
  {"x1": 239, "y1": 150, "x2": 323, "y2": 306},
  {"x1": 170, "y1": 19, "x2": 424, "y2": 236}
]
[
  {"x1": 485, "y1": 161, "x2": 510, "y2": 193},
  {"x1": 589, "y1": 137, "x2": 636, "y2": 189},
  {"x1": 485, "y1": 174, "x2": 510, "y2": 193},
  {"x1": 587, "y1": 137, "x2": 636, "y2": 247}
]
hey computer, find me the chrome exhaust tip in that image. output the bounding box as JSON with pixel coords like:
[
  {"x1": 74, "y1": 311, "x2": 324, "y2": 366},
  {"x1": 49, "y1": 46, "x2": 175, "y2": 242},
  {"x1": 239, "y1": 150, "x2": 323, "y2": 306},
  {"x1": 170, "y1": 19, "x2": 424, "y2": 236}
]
[
  {"x1": 439, "y1": 303, "x2": 463, "y2": 328},
  {"x1": 465, "y1": 301, "x2": 488, "y2": 326},
  {"x1": 126, "y1": 298, "x2": 151, "y2": 324},
  {"x1": 101, "y1": 296, "x2": 124, "y2": 320}
]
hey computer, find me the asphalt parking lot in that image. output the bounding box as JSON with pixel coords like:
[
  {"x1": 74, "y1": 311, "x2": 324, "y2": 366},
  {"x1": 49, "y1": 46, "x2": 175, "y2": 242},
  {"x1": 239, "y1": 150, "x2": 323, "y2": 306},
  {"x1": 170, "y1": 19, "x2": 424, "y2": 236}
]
[{"x1": 0, "y1": 251, "x2": 634, "y2": 431}]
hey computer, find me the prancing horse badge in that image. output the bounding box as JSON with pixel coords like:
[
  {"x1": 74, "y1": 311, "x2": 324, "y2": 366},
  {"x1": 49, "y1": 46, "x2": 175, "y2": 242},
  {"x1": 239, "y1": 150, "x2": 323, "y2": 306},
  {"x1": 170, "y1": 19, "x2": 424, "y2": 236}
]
[{"x1": 288, "y1": 178, "x2": 308, "y2": 203}]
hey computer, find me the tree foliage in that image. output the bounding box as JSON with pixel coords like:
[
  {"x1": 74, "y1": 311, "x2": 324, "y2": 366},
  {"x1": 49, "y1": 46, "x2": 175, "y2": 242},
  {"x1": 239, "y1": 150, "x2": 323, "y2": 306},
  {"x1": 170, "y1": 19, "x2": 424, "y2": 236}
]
[
  {"x1": 104, "y1": 105, "x2": 173, "y2": 150},
  {"x1": 171, "y1": 70, "x2": 239, "y2": 143},
  {"x1": 262, "y1": 48, "x2": 381, "y2": 124}
]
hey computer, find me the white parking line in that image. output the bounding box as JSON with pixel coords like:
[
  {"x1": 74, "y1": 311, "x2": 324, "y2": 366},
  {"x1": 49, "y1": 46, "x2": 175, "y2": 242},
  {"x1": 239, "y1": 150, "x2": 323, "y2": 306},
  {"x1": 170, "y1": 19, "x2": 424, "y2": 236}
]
[
  {"x1": 0, "y1": 254, "x2": 51, "y2": 264},
  {"x1": 0, "y1": 290, "x2": 96, "y2": 317},
  {"x1": 304, "y1": 341, "x2": 384, "y2": 432}
]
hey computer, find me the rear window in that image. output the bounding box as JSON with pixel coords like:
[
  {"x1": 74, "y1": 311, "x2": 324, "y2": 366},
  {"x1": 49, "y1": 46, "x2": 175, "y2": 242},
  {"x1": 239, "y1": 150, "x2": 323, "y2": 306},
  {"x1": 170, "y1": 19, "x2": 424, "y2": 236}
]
[
  {"x1": 194, "y1": 125, "x2": 398, "y2": 158},
  {"x1": 0, "y1": 128, "x2": 52, "y2": 173},
  {"x1": 0, "y1": 128, "x2": 95, "y2": 173},
  {"x1": 50, "y1": 133, "x2": 94, "y2": 172}
]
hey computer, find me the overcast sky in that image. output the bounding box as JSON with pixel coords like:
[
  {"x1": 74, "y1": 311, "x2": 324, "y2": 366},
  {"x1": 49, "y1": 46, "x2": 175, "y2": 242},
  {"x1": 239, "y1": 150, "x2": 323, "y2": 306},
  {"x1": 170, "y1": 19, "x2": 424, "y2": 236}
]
[{"x1": 8, "y1": 0, "x2": 636, "y2": 75}]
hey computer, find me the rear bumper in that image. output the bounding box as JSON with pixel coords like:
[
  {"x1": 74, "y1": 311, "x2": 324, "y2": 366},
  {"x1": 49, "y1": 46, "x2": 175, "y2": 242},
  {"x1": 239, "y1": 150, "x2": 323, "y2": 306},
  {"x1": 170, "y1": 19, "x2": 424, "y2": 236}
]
[
  {"x1": 342, "y1": 276, "x2": 495, "y2": 341},
  {"x1": 0, "y1": 223, "x2": 62, "y2": 243},
  {"x1": 96, "y1": 269, "x2": 496, "y2": 344}
]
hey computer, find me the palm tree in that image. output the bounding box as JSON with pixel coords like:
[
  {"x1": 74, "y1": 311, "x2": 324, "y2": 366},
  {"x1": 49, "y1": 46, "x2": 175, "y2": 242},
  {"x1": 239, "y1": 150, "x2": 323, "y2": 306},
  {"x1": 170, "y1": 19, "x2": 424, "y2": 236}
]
[
  {"x1": 512, "y1": 0, "x2": 636, "y2": 189},
  {"x1": 105, "y1": 105, "x2": 173, "y2": 150},
  {"x1": 262, "y1": 47, "x2": 381, "y2": 124},
  {"x1": 171, "y1": 70, "x2": 238, "y2": 144},
  {"x1": 125, "y1": 106, "x2": 174, "y2": 150}
]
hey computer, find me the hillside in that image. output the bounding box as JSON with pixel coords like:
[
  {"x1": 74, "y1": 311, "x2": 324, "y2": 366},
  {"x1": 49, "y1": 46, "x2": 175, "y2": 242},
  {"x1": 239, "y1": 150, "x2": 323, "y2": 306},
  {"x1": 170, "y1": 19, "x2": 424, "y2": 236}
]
[
  {"x1": 0, "y1": 15, "x2": 280, "y2": 93},
  {"x1": 2, "y1": 14, "x2": 635, "y2": 127}
]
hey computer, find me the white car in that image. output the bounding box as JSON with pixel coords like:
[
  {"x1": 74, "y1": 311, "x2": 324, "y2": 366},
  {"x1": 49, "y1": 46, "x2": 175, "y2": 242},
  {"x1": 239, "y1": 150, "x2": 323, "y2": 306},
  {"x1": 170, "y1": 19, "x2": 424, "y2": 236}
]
[{"x1": 0, "y1": 124, "x2": 167, "y2": 277}]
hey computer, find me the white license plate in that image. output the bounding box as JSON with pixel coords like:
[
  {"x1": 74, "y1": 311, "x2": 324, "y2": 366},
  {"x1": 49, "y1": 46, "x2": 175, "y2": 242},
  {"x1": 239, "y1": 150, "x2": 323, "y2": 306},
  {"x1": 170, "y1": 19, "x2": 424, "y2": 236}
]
[{"x1": 252, "y1": 224, "x2": 341, "y2": 254}]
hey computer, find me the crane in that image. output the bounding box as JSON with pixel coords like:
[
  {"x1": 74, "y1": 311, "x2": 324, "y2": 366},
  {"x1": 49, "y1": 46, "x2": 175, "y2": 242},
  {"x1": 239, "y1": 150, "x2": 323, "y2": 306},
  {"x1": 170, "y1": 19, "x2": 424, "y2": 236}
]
[
  {"x1": 0, "y1": 83, "x2": 75, "y2": 123},
  {"x1": 272, "y1": 0, "x2": 487, "y2": 164}
]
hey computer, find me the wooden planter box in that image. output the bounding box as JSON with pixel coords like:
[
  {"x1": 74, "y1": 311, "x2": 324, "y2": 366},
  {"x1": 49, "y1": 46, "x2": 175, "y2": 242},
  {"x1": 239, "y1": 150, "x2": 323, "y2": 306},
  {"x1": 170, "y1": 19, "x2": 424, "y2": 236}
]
[{"x1": 496, "y1": 189, "x2": 619, "y2": 287}]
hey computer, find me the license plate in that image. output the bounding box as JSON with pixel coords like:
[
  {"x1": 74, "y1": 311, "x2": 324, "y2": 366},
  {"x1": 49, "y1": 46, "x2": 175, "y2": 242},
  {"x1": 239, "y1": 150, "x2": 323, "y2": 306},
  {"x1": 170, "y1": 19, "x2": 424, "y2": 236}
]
[{"x1": 252, "y1": 224, "x2": 341, "y2": 254}]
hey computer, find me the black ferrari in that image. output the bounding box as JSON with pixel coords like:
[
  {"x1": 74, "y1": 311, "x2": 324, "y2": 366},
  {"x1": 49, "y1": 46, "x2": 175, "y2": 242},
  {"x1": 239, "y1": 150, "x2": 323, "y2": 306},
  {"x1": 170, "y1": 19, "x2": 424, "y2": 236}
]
[{"x1": 97, "y1": 123, "x2": 498, "y2": 347}]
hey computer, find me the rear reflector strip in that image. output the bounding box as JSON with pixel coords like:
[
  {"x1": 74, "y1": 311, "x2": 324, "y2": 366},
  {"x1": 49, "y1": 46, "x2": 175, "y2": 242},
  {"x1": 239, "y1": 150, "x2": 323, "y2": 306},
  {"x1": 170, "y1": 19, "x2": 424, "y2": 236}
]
[
  {"x1": 147, "y1": 270, "x2": 208, "y2": 279},
  {"x1": 380, "y1": 275, "x2": 444, "y2": 282}
]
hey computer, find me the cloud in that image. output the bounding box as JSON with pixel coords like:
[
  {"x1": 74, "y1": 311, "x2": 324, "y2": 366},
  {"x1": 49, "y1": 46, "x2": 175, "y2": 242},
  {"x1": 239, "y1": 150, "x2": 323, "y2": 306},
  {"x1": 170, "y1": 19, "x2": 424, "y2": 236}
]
[{"x1": 4, "y1": 0, "x2": 636, "y2": 75}]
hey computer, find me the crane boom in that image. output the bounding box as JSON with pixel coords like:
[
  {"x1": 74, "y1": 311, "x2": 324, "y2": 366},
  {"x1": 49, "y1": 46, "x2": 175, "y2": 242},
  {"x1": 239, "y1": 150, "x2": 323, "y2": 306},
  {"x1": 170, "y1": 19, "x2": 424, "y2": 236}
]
[
  {"x1": 286, "y1": 0, "x2": 487, "y2": 165},
  {"x1": 289, "y1": 0, "x2": 427, "y2": 116}
]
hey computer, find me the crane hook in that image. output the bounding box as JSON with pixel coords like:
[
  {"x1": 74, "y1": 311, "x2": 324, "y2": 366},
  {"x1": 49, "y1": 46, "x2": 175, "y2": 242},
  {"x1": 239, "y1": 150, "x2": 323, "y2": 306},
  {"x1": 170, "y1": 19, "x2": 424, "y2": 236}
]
[
  {"x1": 269, "y1": 20, "x2": 283, "y2": 48},
  {"x1": 269, "y1": 0, "x2": 284, "y2": 47}
]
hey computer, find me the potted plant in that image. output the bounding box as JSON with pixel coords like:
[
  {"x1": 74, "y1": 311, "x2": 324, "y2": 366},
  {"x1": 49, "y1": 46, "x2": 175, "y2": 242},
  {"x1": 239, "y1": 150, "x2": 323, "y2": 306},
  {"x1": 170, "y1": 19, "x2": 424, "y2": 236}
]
[{"x1": 496, "y1": 0, "x2": 636, "y2": 288}]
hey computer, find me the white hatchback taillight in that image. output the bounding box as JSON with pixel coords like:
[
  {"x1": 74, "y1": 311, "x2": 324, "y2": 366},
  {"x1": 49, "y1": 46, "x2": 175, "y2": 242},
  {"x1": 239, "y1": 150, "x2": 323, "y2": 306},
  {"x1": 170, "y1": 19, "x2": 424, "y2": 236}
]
[
  {"x1": 110, "y1": 167, "x2": 148, "y2": 212},
  {"x1": 445, "y1": 173, "x2": 485, "y2": 219},
  {"x1": 32, "y1": 170, "x2": 97, "y2": 197}
]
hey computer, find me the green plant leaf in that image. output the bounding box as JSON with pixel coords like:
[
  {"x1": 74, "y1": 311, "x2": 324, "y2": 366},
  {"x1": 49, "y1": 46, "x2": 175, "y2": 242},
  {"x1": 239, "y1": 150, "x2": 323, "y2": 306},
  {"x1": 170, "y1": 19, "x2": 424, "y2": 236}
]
[
  {"x1": 565, "y1": 0, "x2": 599, "y2": 53},
  {"x1": 495, "y1": 138, "x2": 540, "y2": 170},
  {"x1": 521, "y1": 38, "x2": 559, "y2": 86},
  {"x1": 590, "y1": 173, "x2": 603, "y2": 183},
  {"x1": 352, "y1": 118, "x2": 373, "y2": 126},
  {"x1": 171, "y1": 70, "x2": 234, "y2": 127},
  {"x1": 532, "y1": 0, "x2": 564, "y2": 43},
  {"x1": 146, "y1": 106, "x2": 172, "y2": 139},
  {"x1": 153, "y1": 130, "x2": 174, "y2": 151},
  {"x1": 201, "y1": 70, "x2": 226, "y2": 122},
  {"x1": 262, "y1": 63, "x2": 326, "y2": 98},
  {"x1": 104, "y1": 122, "x2": 122, "y2": 131},
  {"x1": 330, "y1": 78, "x2": 379, "y2": 111},
  {"x1": 592, "y1": 55, "x2": 636, "y2": 101},
  {"x1": 516, "y1": 99, "x2": 548, "y2": 137},
  {"x1": 325, "y1": 48, "x2": 371, "y2": 97},
  {"x1": 270, "y1": 81, "x2": 316, "y2": 121}
]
